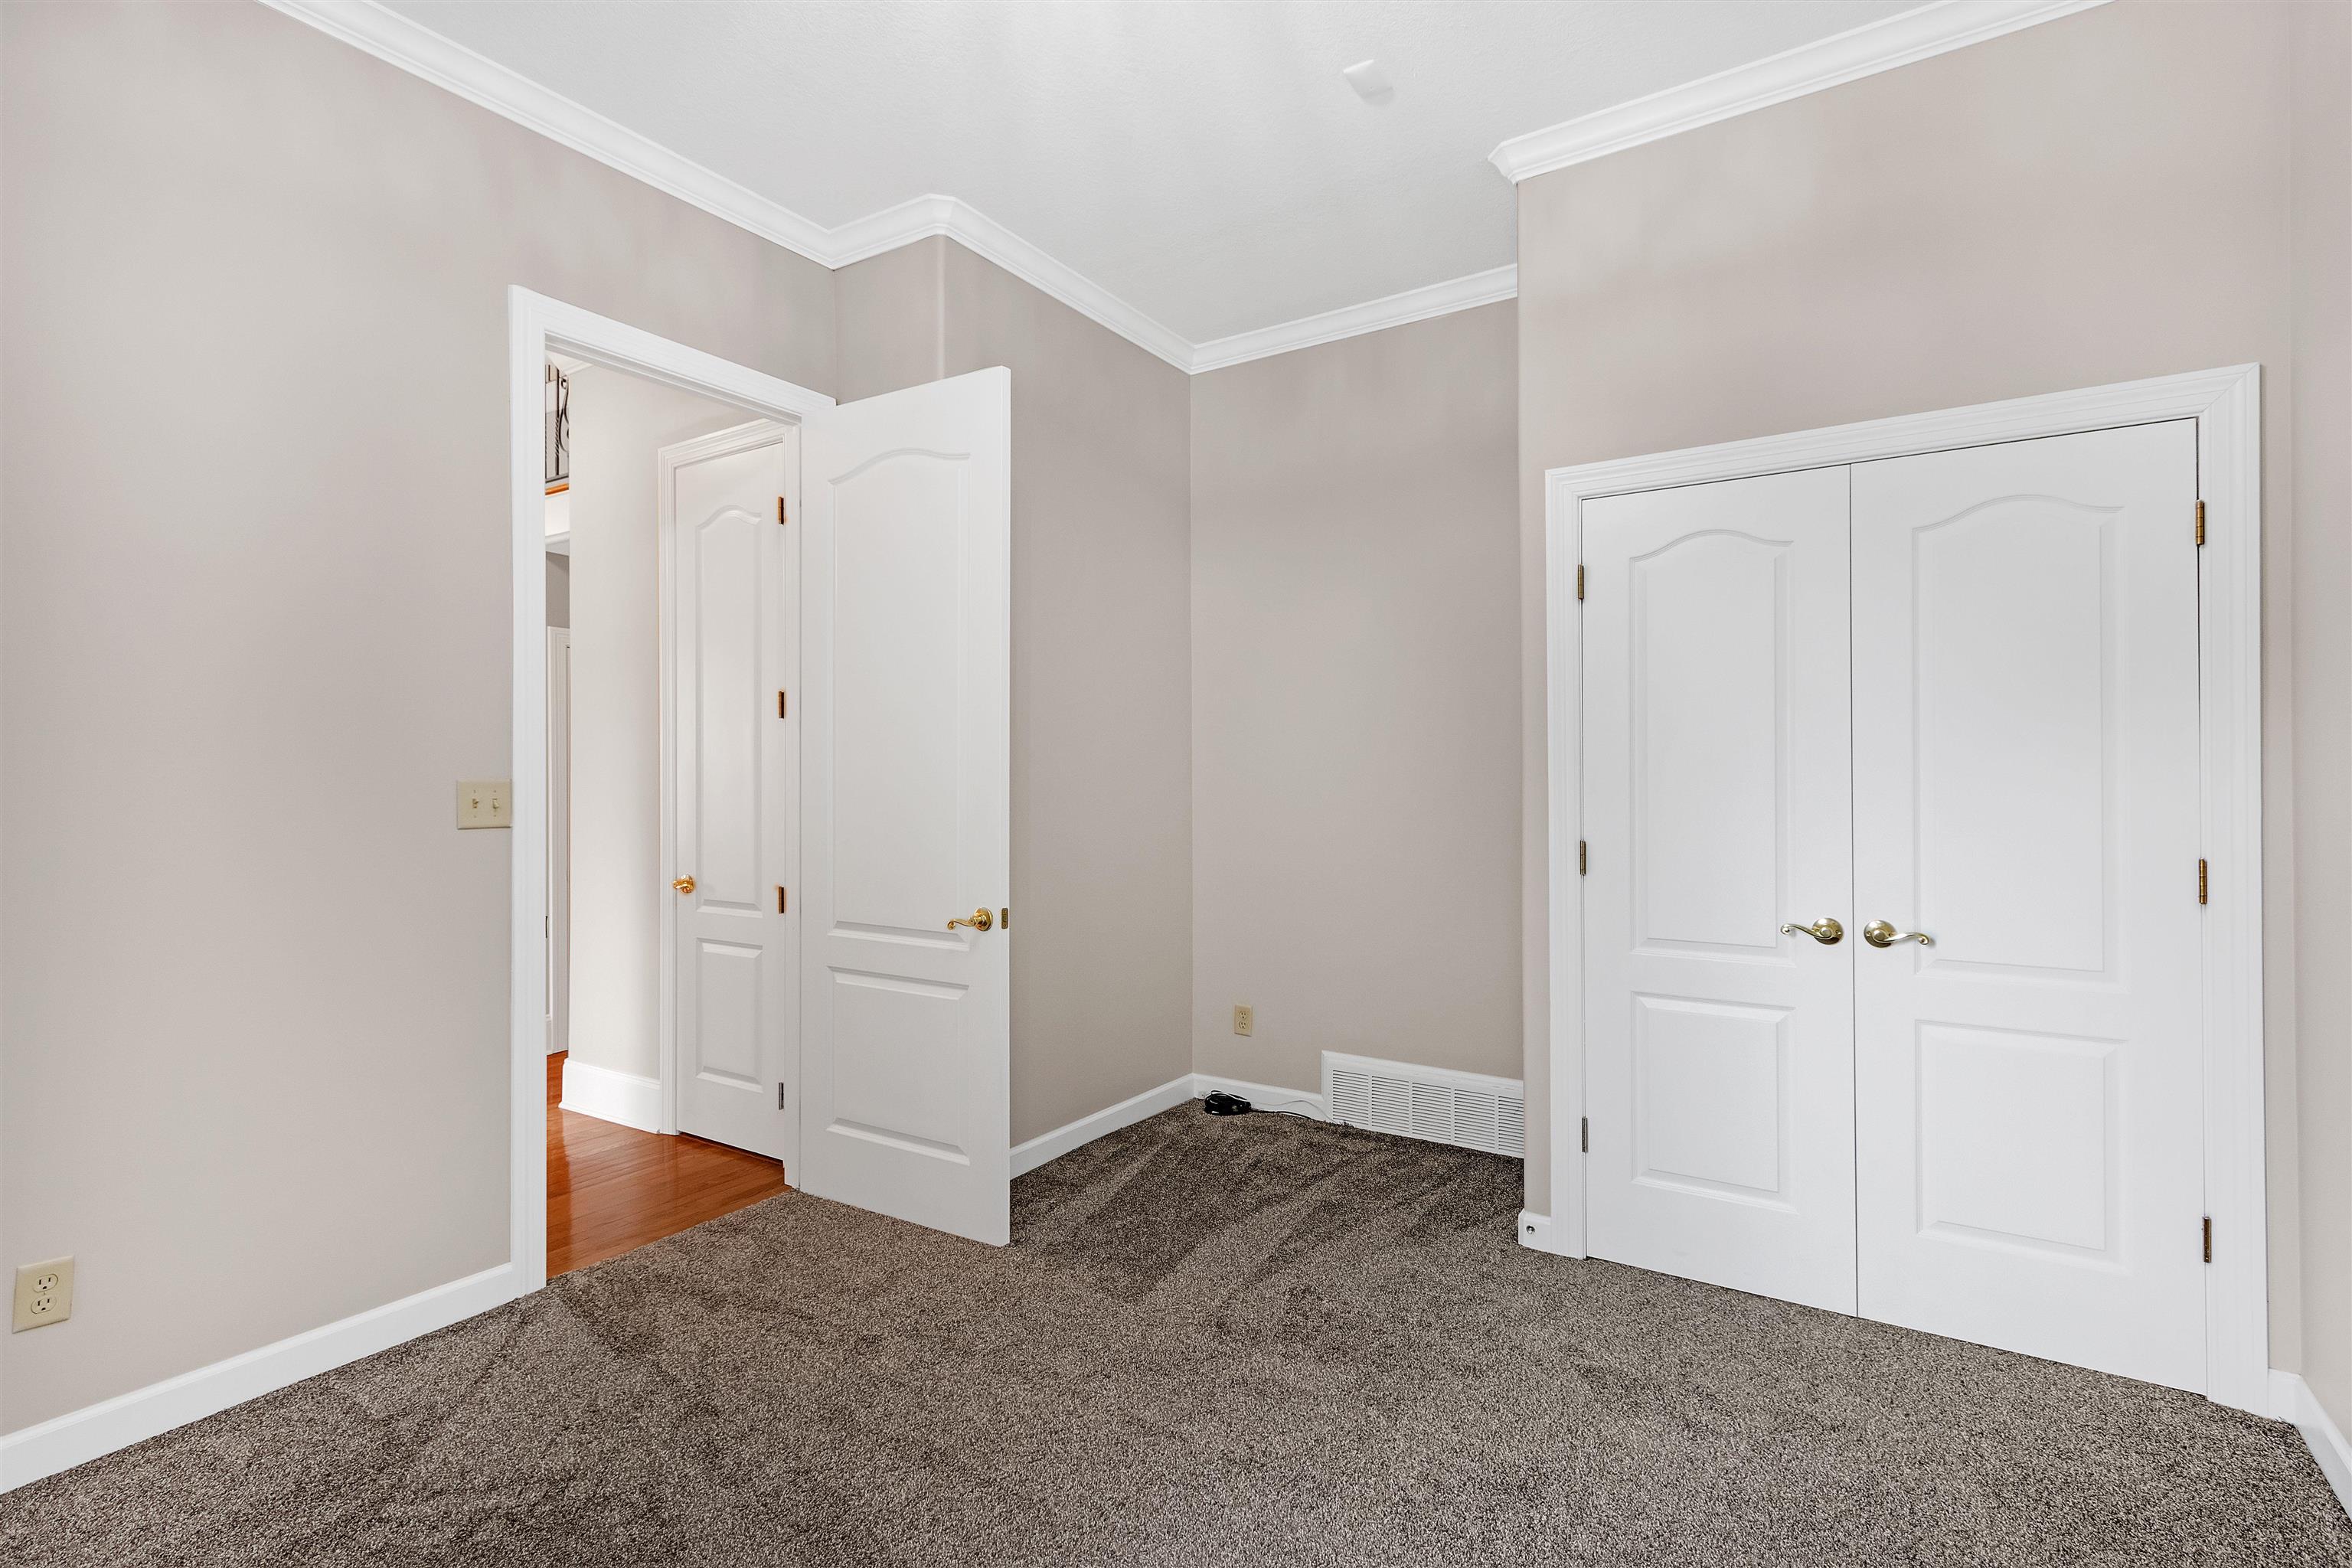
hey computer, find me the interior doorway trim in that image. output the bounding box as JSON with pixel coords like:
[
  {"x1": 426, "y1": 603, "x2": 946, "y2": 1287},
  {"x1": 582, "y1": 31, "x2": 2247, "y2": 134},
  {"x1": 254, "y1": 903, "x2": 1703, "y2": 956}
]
[
  {"x1": 1532, "y1": 364, "x2": 2265, "y2": 1413},
  {"x1": 508, "y1": 287, "x2": 833, "y2": 1295}
]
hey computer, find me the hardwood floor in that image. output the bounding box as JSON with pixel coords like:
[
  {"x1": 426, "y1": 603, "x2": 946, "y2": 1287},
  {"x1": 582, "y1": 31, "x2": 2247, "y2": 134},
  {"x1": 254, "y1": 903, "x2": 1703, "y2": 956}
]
[{"x1": 547, "y1": 1051, "x2": 789, "y2": 1276}]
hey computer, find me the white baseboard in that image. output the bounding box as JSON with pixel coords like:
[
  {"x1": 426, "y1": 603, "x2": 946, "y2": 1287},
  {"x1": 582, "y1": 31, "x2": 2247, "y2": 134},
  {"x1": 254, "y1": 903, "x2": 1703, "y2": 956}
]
[
  {"x1": 1194, "y1": 1072, "x2": 1327, "y2": 1121},
  {"x1": 1007, "y1": 1072, "x2": 1331, "y2": 1178},
  {"x1": 0, "y1": 1263, "x2": 520, "y2": 1493},
  {"x1": 1517, "y1": 1208, "x2": 1572, "y2": 1256},
  {"x1": 560, "y1": 1057, "x2": 662, "y2": 1132},
  {"x1": 2272, "y1": 1370, "x2": 2352, "y2": 1517},
  {"x1": 1011, "y1": 1073, "x2": 1196, "y2": 1177}
]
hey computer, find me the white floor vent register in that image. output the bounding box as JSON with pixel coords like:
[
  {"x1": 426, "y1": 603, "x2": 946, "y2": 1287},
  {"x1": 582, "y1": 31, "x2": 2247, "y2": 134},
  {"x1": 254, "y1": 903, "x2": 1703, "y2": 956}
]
[{"x1": 1322, "y1": 1053, "x2": 1526, "y2": 1158}]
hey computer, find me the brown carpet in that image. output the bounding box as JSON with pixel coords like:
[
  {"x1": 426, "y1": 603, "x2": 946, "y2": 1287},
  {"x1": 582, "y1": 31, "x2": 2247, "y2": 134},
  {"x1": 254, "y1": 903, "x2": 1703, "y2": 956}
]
[{"x1": 5, "y1": 1105, "x2": 2346, "y2": 1566}]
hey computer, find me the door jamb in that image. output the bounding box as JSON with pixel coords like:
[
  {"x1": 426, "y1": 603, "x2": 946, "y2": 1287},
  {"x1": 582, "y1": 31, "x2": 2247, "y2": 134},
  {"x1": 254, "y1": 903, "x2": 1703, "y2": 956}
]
[
  {"x1": 655, "y1": 419, "x2": 799, "y2": 1162},
  {"x1": 547, "y1": 626, "x2": 571, "y2": 1055},
  {"x1": 1532, "y1": 364, "x2": 2265, "y2": 1413},
  {"x1": 508, "y1": 286, "x2": 832, "y2": 1295}
]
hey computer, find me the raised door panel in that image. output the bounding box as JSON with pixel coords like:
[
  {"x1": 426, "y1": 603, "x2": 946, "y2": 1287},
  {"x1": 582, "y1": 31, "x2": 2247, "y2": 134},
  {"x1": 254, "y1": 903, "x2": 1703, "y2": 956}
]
[
  {"x1": 1632, "y1": 995, "x2": 1792, "y2": 1202},
  {"x1": 830, "y1": 454, "x2": 965, "y2": 941},
  {"x1": 691, "y1": 508, "x2": 766, "y2": 912},
  {"x1": 1910, "y1": 501, "x2": 2110, "y2": 978},
  {"x1": 1632, "y1": 533, "x2": 1785, "y2": 955},
  {"x1": 1582, "y1": 466, "x2": 1856, "y2": 1312},
  {"x1": 1851, "y1": 420, "x2": 2203, "y2": 1391},
  {"x1": 829, "y1": 970, "x2": 972, "y2": 1161}
]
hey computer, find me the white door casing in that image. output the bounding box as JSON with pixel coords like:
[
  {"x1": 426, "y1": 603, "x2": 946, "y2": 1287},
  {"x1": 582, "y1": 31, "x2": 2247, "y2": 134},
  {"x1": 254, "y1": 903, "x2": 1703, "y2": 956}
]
[
  {"x1": 1851, "y1": 421, "x2": 2206, "y2": 1390},
  {"x1": 665, "y1": 423, "x2": 795, "y2": 1161},
  {"x1": 547, "y1": 626, "x2": 570, "y2": 1054},
  {"x1": 1581, "y1": 467, "x2": 1858, "y2": 1312},
  {"x1": 799, "y1": 368, "x2": 1012, "y2": 1246},
  {"x1": 510, "y1": 287, "x2": 836, "y2": 1296}
]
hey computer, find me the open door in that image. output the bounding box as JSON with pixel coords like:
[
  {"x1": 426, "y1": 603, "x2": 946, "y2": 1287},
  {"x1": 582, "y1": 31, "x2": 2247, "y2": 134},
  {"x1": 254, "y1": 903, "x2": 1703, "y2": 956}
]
[{"x1": 799, "y1": 368, "x2": 1011, "y2": 1245}]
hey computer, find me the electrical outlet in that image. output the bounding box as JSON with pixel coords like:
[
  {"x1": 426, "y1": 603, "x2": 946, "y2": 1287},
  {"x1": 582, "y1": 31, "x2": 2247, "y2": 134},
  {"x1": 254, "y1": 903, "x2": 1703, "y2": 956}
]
[
  {"x1": 456, "y1": 779, "x2": 511, "y2": 828},
  {"x1": 13, "y1": 1256, "x2": 73, "y2": 1332},
  {"x1": 1233, "y1": 1004, "x2": 1254, "y2": 1037}
]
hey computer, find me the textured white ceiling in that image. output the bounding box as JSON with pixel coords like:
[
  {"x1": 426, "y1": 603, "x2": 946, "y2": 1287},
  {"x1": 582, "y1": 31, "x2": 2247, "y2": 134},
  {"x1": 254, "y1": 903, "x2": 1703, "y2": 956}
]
[{"x1": 387, "y1": 1, "x2": 1910, "y2": 344}]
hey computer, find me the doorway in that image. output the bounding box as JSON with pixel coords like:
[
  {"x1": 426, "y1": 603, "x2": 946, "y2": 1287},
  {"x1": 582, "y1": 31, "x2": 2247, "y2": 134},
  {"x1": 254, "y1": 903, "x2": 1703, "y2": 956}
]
[
  {"x1": 544, "y1": 356, "x2": 795, "y2": 1273},
  {"x1": 1536, "y1": 365, "x2": 2269, "y2": 1412},
  {"x1": 506, "y1": 289, "x2": 1018, "y2": 1296}
]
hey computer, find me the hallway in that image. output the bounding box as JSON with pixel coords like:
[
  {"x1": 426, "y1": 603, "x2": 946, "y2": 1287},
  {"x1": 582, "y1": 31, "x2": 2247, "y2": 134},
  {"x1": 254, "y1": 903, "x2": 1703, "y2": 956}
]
[{"x1": 547, "y1": 1053, "x2": 788, "y2": 1276}]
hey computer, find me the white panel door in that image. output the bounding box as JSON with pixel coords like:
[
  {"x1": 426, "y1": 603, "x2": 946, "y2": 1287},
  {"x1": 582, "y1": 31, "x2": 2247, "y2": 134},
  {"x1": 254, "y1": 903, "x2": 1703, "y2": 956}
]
[
  {"x1": 800, "y1": 368, "x2": 1011, "y2": 1246},
  {"x1": 547, "y1": 627, "x2": 570, "y2": 1054},
  {"x1": 669, "y1": 425, "x2": 793, "y2": 1160},
  {"x1": 1852, "y1": 422, "x2": 2204, "y2": 1390},
  {"x1": 1583, "y1": 467, "x2": 1858, "y2": 1312}
]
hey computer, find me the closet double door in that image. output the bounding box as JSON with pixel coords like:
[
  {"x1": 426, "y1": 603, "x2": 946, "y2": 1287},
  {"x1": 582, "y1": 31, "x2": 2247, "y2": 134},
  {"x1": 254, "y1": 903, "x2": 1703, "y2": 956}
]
[{"x1": 1580, "y1": 420, "x2": 2207, "y2": 1392}]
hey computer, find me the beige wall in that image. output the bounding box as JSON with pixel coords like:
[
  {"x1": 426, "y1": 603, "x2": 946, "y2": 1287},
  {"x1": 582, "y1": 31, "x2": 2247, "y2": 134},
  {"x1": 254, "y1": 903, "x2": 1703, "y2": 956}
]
[
  {"x1": 0, "y1": 2, "x2": 833, "y2": 1434},
  {"x1": 562, "y1": 368, "x2": 748, "y2": 1086},
  {"x1": 2289, "y1": 0, "x2": 2352, "y2": 1432},
  {"x1": 835, "y1": 237, "x2": 948, "y2": 404},
  {"x1": 1515, "y1": 0, "x2": 2350, "y2": 1416},
  {"x1": 1190, "y1": 304, "x2": 1521, "y2": 1094},
  {"x1": 936, "y1": 243, "x2": 1196, "y2": 1144}
]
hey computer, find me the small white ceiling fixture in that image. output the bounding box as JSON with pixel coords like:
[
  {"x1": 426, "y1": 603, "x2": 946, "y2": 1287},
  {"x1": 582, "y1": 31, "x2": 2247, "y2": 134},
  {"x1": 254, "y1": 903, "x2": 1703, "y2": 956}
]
[
  {"x1": 1341, "y1": 59, "x2": 1394, "y2": 104},
  {"x1": 273, "y1": 1, "x2": 2103, "y2": 371}
]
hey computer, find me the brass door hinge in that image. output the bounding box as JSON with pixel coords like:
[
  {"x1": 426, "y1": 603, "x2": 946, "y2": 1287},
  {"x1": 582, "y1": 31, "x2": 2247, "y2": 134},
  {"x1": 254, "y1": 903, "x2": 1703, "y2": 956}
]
[
  {"x1": 2198, "y1": 859, "x2": 2209, "y2": 905},
  {"x1": 2194, "y1": 500, "x2": 2206, "y2": 547},
  {"x1": 1579, "y1": 840, "x2": 1588, "y2": 876},
  {"x1": 776, "y1": 495, "x2": 788, "y2": 526},
  {"x1": 1581, "y1": 1116, "x2": 1589, "y2": 1154},
  {"x1": 1576, "y1": 564, "x2": 1586, "y2": 601},
  {"x1": 2203, "y1": 1215, "x2": 2213, "y2": 1263},
  {"x1": 778, "y1": 886, "x2": 789, "y2": 914}
]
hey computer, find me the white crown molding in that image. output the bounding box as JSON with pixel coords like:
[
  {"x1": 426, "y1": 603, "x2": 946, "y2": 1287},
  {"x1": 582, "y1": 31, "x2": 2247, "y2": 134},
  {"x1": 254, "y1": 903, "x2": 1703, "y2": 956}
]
[
  {"x1": 1488, "y1": 0, "x2": 2112, "y2": 184},
  {"x1": 1191, "y1": 265, "x2": 1517, "y2": 374},
  {"x1": 260, "y1": 0, "x2": 835, "y2": 257},
  {"x1": 828, "y1": 194, "x2": 1197, "y2": 371},
  {"x1": 271, "y1": 0, "x2": 2082, "y2": 372},
  {"x1": 256, "y1": 0, "x2": 1187, "y2": 369},
  {"x1": 256, "y1": 0, "x2": 1514, "y2": 374}
]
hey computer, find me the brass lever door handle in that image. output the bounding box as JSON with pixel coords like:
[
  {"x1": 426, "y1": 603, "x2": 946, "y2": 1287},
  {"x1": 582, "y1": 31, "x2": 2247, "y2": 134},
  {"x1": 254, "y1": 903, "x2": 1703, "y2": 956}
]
[
  {"x1": 946, "y1": 906, "x2": 994, "y2": 933},
  {"x1": 1779, "y1": 916, "x2": 1844, "y2": 946},
  {"x1": 1863, "y1": 920, "x2": 1932, "y2": 949},
  {"x1": 673, "y1": 876, "x2": 695, "y2": 895}
]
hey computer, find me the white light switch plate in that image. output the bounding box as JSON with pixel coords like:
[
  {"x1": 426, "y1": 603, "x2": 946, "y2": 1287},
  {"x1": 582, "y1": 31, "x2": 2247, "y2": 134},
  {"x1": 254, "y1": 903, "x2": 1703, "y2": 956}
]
[
  {"x1": 457, "y1": 779, "x2": 511, "y2": 828},
  {"x1": 14, "y1": 1256, "x2": 73, "y2": 1332}
]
